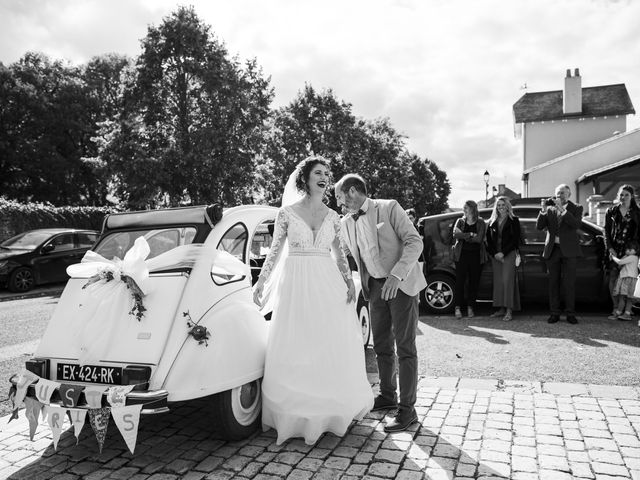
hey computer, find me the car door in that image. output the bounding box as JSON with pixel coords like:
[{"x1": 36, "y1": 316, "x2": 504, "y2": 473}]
[
  {"x1": 518, "y1": 219, "x2": 548, "y2": 301},
  {"x1": 36, "y1": 233, "x2": 79, "y2": 283},
  {"x1": 574, "y1": 222, "x2": 606, "y2": 302}
]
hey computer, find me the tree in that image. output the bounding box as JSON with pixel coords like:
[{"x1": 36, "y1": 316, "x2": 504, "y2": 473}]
[{"x1": 93, "y1": 6, "x2": 273, "y2": 209}]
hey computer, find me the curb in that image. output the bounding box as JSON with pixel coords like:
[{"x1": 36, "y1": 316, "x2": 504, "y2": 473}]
[{"x1": 0, "y1": 286, "x2": 64, "y2": 303}]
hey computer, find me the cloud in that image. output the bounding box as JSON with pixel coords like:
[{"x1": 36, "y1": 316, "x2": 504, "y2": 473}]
[{"x1": 1, "y1": 0, "x2": 639, "y2": 209}]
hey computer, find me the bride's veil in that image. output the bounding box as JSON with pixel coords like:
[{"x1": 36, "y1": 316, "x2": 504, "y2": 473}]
[{"x1": 259, "y1": 162, "x2": 304, "y2": 313}]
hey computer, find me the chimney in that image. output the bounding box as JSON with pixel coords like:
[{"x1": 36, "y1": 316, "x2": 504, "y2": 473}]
[{"x1": 563, "y1": 68, "x2": 582, "y2": 114}]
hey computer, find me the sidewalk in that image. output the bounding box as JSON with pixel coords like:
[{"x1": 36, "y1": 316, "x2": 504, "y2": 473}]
[
  {"x1": 1, "y1": 377, "x2": 639, "y2": 480},
  {"x1": 0, "y1": 285, "x2": 64, "y2": 303}
]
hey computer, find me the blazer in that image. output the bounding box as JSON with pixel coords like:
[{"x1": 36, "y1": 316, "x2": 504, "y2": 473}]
[
  {"x1": 452, "y1": 217, "x2": 488, "y2": 263},
  {"x1": 341, "y1": 199, "x2": 427, "y2": 300},
  {"x1": 486, "y1": 216, "x2": 521, "y2": 257},
  {"x1": 536, "y1": 200, "x2": 583, "y2": 259}
]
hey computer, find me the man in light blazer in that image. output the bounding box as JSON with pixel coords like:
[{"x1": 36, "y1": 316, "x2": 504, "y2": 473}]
[
  {"x1": 536, "y1": 184, "x2": 583, "y2": 325},
  {"x1": 335, "y1": 174, "x2": 427, "y2": 432}
]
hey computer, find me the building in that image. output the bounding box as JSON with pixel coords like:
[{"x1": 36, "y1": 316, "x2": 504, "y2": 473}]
[{"x1": 512, "y1": 69, "x2": 638, "y2": 214}]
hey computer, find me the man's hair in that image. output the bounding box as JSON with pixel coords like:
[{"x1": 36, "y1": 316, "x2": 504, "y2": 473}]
[
  {"x1": 556, "y1": 184, "x2": 571, "y2": 194},
  {"x1": 335, "y1": 174, "x2": 367, "y2": 195}
]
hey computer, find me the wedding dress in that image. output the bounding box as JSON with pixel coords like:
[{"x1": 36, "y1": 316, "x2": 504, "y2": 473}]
[{"x1": 260, "y1": 206, "x2": 373, "y2": 445}]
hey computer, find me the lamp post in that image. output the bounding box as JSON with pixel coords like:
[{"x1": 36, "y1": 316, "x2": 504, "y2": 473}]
[{"x1": 483, "y1": 170, "x2": 490, "y2": 207}]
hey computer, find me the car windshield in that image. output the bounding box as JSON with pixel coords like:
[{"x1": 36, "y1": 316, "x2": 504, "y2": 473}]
[
  {"x1": 0, "y1": 231, "x2": 52, "y2": 250},
  {"x1": 94, "y1": 227, "x2": 197, "y2": 260}
]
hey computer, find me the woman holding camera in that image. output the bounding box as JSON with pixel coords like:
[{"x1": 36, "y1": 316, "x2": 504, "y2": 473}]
[
  {"x1": 486, "y1": 197, "x2": 521, "y2": 321},
  {"x1": 452, "y1": 200, "x2": 487, "y2": 318}
]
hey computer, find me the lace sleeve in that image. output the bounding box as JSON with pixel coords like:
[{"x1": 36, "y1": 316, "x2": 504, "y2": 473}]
[
  {"x1": 331, "y1": 212, "x2": 353, "y2": 282},
  {"x1": 258, "y1": 208, "x2": 288, "y2": 283}
]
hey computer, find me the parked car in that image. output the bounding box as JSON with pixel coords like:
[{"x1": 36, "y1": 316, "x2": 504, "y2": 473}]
[
  {"x1": 419, "y1": 205, "x2": 609, "y2": 313},
  {"x1": 0, "y1": 229, "x2": 99, "y2": 292},
  {"x1": 10, "y1": 204, "x2": 370, "y2": 440}
]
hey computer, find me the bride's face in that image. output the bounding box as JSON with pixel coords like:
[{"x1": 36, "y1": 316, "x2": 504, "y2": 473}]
[{"x1": 306, "y1": 163, "x2": 330, "y2": 195}]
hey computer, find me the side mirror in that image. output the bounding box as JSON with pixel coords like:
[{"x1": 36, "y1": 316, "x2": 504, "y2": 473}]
[{"x1": 41, "y1": 244, "x2": 55, "y2": 254}]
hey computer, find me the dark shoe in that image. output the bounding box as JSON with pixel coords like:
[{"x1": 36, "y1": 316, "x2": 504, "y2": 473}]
[
  {"x1": 567, "y1": 315, "x2": 578, "y2": 324},
  {"x1": 371, "y1": 395, "x2": 398, "y2": 412},
  {"x1": 547, "y1": 315, "x2": 560, "y2": 324},
  {"x1": 384, "y1": 411, "x2": 419, "y2": 432}
]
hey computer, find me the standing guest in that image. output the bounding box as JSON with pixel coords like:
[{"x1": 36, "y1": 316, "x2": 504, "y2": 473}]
[
  {"x1": 336, "y1": 174, "x2": 426, "y2": 433},
  {"x1": 604, "y1": 185, "x2": 640, "y2": 316},
  {"x1": 452, "y1": 200, "x2": 487, "y2": 318},
  {"x1": 486, "y1": 197, "x2": 521, "y2": 321},
  {"x1": 608, "y1": 240, "x2": 639, "y2": 321},
  {"x1": 536, "y1": 184, "x2": 583, "y2": 324},
  {"x1": 406, "y1": 208, "x2": 419, "y2": 230}
]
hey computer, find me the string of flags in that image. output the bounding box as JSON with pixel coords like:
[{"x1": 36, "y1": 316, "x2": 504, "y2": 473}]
[{"x1": 9, "y1": 370, "x2": 145, "y2": 454}]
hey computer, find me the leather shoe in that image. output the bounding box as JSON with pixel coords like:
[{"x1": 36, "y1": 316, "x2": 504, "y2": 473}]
[
  {"x1": 384, "y1": 410, "x2": 418, "y2": 433},
  {"x1": 547, "y1": 315, "x2": 560, "y2": 324},
  {"x1": 567, "y1": 315, "x2": 578, "y2": 324},
  {"x1": 371, "y1": 395, "x2": 398, "y2": 412}
]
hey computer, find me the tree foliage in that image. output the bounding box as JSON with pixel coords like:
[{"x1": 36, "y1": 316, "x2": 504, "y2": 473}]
[{"x1": 92, "y1": 6, "x2": 273, "y2": 209}]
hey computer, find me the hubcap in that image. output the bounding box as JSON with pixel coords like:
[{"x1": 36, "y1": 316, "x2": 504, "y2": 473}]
[
  {"x1": 14, "y1": 270, "x2": 33, "y2": 291},
  {"x1": 359, "y1": 306, "x2": 370, "y2": 344},
  {"x1": 231, "y1": 380, "x2": 261, "y2": 426},
  {"x1": 425, "y1": 280, "x2": 453, "y2": 309}
]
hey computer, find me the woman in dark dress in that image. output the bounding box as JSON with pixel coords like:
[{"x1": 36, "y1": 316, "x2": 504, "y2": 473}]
[
  {"x1": 486, "y1": 196, "x2": 521, "y2": 321},
  {"x1": 452, "y1": 200, "x2": 487, "y2": 318},
  {"x1": 604, "y1": 184, "x2": 640, "y2": 319}
]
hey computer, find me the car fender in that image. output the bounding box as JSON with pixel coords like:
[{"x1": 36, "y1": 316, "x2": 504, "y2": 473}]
[{"x1": 159, "y1": 289, "x2": 268, "y2": 402}]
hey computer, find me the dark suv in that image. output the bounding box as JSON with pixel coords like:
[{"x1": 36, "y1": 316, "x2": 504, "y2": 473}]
[{"x1": 418, "y1": 205, "x2": 608, "y2": 313}]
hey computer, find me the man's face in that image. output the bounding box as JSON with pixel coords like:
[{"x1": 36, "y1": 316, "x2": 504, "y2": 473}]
[
  {"x1": 555, "y1": 186, "x2": 570, "y2": 205},
  {"x1": 336, "y1": 186, "x2": 361, "y2": 213}
]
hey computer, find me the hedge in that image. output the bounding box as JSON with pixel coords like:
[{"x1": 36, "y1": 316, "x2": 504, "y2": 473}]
[{"x1": 0, "y1": 197, "x2": 116, "y2": 243}]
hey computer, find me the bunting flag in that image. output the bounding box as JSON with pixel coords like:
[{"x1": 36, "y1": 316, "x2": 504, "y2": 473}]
[
  {"x1": 59, "y1": 384, "x2": 84, "y2": 408},
  {"x1": 88, "y1": 407, "x2": 111, "y2": 453},
  {"x1": 67, "y1": 408, "x2": 88, "y2": 444},
  {"x1": 13, "y1": 370, "x2": 39, "y2": 410},
  {"x1": 35, "y1": 379, "x2": 60, "y2": 404},
  {"x1": 45, "y1": 405, "x2": 66, "y2": 450},
  {"x1": 106, "y1": 385, "x2": 134, "y2": 408},
  {"x1": 84, "y1": 386, "x2": 108, "y2": 408},
  {"x1": 112, "y1": 404, "x2": 142, "y2": 454},
  {"x1": 24, "y1": 397, "x2": 43, "y2": 441}
]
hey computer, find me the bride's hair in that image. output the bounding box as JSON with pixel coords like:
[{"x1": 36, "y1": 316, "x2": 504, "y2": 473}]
[{"x1": 294, "y1": 155, "x2": 332, "y2": 194}]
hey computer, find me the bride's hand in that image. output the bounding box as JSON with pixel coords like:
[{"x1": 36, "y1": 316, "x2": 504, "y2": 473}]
[
  {"x1": 346, "y1": 279, "x2": 356, "y2": 304},
  {"x1": 253, "y1": 280, "x2": 265, "y2": 306}
]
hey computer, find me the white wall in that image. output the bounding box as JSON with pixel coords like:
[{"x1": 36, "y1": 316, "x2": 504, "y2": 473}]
[{"x1": 523, "y1": 116, "x2": 627, "y2": 170}]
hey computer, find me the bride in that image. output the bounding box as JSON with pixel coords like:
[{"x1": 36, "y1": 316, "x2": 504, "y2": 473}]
[{"x1": 253, "y1": 155, "x2": 373, "y2": 445}]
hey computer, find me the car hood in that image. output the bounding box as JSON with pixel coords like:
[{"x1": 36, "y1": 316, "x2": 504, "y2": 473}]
[{"x1": 0, "y1": 248, "x2": 31, "y2": 260}]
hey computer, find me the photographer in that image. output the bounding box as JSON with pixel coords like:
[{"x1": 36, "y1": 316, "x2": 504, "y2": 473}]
[{"x1": 536, "y1": 184, "x2": 583, "y2": 324}]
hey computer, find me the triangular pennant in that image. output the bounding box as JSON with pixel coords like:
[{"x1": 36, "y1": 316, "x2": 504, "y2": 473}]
[
  {"x1": 45, "y1": 405, "x2": 66, "y2": 450},
  {"x1": 14, "y1": 370, "x2": 39, "y2": 409},
  {"x1": 24, "y1": 397, "x2": 43, "y2": 441},
  {"x1": 35, "y1": 379, "x2": 60, "y2": 404},
  {"x1": 67, "y1": 408, "x2": 87, "y2": 444},
  {"x1": 84, "y1": 386, "x2": 108, "y2": 408},
  {"x1": 112, "y1": 404, "x2": 142, "y2": 454},
  {"x1": 106, "y1": 385, "x2": 134, "y2": 407},
  {"x1": 88, "y1": 407, "x2": 111, "y2": 453},
  {"x1": 59, "y1": 384, "x2": 84, "y2": 408}
]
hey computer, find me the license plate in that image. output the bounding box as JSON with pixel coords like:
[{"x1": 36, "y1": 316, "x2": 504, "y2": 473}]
[{"x1": 57, "y1": 363, "x2": 122, "y2": 385}]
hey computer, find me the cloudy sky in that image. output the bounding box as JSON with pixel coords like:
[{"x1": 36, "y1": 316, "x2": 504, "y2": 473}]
[{"x1": 1, "y1": 0, "x2": 639, "y2": 207}]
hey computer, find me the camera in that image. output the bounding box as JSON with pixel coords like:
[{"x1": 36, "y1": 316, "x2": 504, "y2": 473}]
[{"x1": 544, "y1": 197, "x2": 556, "y2": 206}]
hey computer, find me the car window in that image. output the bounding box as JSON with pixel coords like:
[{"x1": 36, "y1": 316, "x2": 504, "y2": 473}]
[
  {"x1": 1, "y1": 231, "x2": 52, "y2": 250},
  {"x1": 94, "y1": 227, "x2": 197, "y2": 260},
  {"x1": 438, "y1": 218, "x2": 458, "y2": 245},
  {"x1": 217, "y1": 223, "x2": 248, "y2": 262},
  {"x1": 78, "y1": 233, "x2": 98, "y2": 248},
  {"x1": 249, "y1": 220, "x2": 275, "y2": 284},
  {"x1": 47, "y1": 233, "x2": 76, "y2": 252},
  {"x1": 520, "y1": 220, "x2": 546, "y2": 244},
  {"x1": 146, "y1": 229, "x2": 180, "y2": 258}
]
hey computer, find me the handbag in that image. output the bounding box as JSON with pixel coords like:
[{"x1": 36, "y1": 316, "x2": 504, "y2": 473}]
[{"x1": 515, "y1": 250, "x2": 521, "y2": 267}]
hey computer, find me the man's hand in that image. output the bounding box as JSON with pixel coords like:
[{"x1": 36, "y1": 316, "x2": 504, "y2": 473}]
[
  {"x1": 252, "y1": 280, "x2": 265, "y2": 306},
  {"x1": 346, "y1": 279, "x2": 356, "y2": 304},
  {"x1": 495, "y1": 252, "x2": 505, "y2": 263},
  {"x1": 381, "y1": 276, "x2": 401, "y2": 301}
]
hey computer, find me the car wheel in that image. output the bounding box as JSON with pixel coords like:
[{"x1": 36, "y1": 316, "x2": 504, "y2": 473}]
[
  {"x1": 209, "y1": 379, "x2": 261, "y2": 440},
  {"x1": 423, "y1": 273, "x2": 456, "y2": 314},
  {"x1": 357, "y1": 294, "x2": 371, "y2": 347},
  {"x1": 8, "y1": 267, "x2": 35, "y2": 293}
]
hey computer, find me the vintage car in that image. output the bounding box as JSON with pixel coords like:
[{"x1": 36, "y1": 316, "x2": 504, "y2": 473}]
[{"x1": 10, "y1": 204, "x2": 370, "y2": 440}]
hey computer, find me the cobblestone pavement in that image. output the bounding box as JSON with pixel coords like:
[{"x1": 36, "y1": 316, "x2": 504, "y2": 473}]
[{"x1": 1, "y1": 377, "x2": 639, "y2": 480}]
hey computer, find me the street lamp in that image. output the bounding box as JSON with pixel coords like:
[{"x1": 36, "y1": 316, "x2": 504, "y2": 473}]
[{"x1": 483, "y1": 170, "x2": 490, "y2": 206}]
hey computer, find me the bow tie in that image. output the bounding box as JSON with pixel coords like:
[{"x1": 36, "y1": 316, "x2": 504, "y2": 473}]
[{"x1": 352, "y1": 209, "x2": 366, "y2": 221}]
